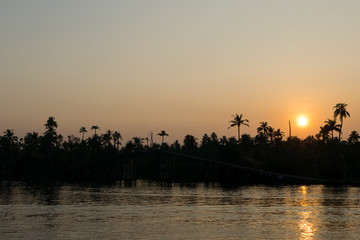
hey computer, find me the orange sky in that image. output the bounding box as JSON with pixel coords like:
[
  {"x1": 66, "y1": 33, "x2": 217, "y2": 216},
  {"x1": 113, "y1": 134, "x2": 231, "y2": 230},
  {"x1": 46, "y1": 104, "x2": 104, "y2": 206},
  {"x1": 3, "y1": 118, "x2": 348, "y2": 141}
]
[{"x1": 1, "y1": 1, "x2": 359, "y2": 143}]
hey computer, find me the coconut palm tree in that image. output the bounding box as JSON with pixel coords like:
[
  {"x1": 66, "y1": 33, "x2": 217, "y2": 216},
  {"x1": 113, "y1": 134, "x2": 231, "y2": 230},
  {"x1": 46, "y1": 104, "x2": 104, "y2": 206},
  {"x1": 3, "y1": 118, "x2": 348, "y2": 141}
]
[
  {"x1": 257, "y1": 122, "x2": 269, "y2": 136},
  {"x1": 348, "y1": 131, "x2": 360, "y2": 144},
  {"x1": 324, "y1": 119, "x2": 340, "y2": 140},
  {"x1": 267, "y1": 126, "x2": 275, "y2": 144},
  {"x1": 3, "y1": 129, "x2": 18, "y2": 145},
  {"x1": 112, "y1": 131, "x2": 122, "y2": 150},
  {"x1": 157, "y1": 130, "x2": 169, "y2": 144},
  {"x1": 228, "y1": 114, "x2": 250, "y2": 141},
  {"x1": 274, "y1": 128, "x2": 284, "y2": 143},
  {"x1": 2, "y1": 129, "x2": 19, "y2": 157},
  {"x1": 79, "y1": 127, "x2": 87, "y2": 141},
  {"x1": 102, "y1": 130, "x2": 112, "y2": 147},
  {"x1": 316, "y1": 125, "x2": 331, "y2": 141},
  {"x1": 132, "y1": 137, "x2": 145, "y2": 149},
  {"x1": 91, "y1": 125, "x2": 100, "y2": 136},
  {"x1": 333, "y1": 103, "x2": 350, "y2": 140}
]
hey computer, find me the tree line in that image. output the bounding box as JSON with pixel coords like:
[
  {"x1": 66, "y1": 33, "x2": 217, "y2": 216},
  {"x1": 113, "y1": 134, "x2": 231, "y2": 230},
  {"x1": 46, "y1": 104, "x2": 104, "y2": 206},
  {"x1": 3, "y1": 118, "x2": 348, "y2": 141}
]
[{"x1": 0, "y1": 103, "x2": 359, "y2": 182}]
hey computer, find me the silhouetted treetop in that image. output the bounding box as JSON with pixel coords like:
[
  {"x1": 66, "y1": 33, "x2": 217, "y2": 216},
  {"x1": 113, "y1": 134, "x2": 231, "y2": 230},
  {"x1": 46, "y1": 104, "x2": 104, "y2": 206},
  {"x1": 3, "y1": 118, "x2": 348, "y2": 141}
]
[
  {"x1": 91, "y1": 125, "x2": 100, "y2": 136},
  {"x1": 324, "y1": 119, "x2": 340, "y2": 140},
  {"x1": 333, "y1": 103, "x2": 350, "y2": 140},
  {"x1": 348, "y1": 131, "x2": 359, "y2": 144},
  {"x1": 157, "y1": 130, "x2": 169, "y2": 144},
  {"x1": 228, "y1": 113, "x2": 249, "y2": 141},
  {"x1": 79, "y1": 127, "x2": 87, "y2": 141}
]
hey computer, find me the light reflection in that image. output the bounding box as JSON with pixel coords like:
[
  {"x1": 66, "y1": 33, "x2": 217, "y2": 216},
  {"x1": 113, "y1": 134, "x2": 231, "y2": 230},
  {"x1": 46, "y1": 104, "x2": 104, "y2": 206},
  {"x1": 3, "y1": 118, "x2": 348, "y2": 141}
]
[
  {"x1": 299, "y1": 212, "x2": 315, "y2": 239},
  {"x1": 299, "y1": 185, "x2": 307, "y2": 195},
  {"x1": 298, "y1": 186, "x2": 317, "y2": 240}
]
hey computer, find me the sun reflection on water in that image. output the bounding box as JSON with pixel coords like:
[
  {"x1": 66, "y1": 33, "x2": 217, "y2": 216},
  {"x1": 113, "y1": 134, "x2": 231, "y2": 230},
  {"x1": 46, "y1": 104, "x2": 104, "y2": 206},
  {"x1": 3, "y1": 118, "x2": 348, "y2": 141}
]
[
  {"x1": 299, "y1": 185, "x2": 307, "y2": 195},
  {"x1": 298, "y1": 186, "x2": 317, "y2": 240}
]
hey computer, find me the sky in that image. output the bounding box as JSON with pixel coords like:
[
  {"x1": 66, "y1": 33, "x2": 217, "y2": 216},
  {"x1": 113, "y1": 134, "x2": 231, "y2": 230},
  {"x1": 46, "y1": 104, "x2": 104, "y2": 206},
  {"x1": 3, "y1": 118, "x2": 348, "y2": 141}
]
[{"x1": 1, "y1": 0, "x2": 360, "y2": 143}]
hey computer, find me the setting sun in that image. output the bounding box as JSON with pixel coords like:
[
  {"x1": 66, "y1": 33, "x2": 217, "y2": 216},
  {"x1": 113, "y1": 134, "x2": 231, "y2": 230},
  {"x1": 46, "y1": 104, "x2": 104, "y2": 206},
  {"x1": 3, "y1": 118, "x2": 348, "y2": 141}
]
[{"x1": 297, "y1": 116, "x2": 308, "y2": 127}]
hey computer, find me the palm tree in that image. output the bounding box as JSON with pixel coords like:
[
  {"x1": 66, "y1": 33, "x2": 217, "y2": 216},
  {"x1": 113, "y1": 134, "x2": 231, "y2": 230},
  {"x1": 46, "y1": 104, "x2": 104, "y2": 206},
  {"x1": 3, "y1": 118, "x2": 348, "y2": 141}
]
[
  {"x1": 3, "y1": 129, "x2": 18, "y2": 145},
  {"x1": 257, "y1": 122, "x2": 269, "y2": 136},
  {"x1": 267, "y1": 126, "x2": 275, "y2": 144},
  {"x1": 324, "y1": 119, "x2": 340, "y2": 140},
  {"x1": 274, "y1": 128, "x2": 284, "y2": 143},
  {"x1": 157, "y1": 130, "x2": 169, "y2": 144},
  {"x1": 333, "y1": 103, "x2": 350, "y2": 140},
  {"x1": 91, "y1": 125, "x2": 100, "y2": 136},
  {"x1": 316, "y1": 125, "x2": 331, "y2": 141},
  {"x1": 102, "y1": 130, "x2": 112, "y2": 146},
  {"x1": 79, "y1": 127, "x2": 87, "y2": 141},
  {"x1": 2, "y1": 129, "x2": 19, "y2": 157},
  {"x1": 132, "y1": 137, "x2": 145, "y2": 149},
  {"x1": 348, "y1": 131, "x2": 360, "y2": 144},
  {"x1": 228, "y1": 114, "x2": 250, "y2": 141},
  {"x1": 112, "y1": 131, "x2": 122, "y2": 150}
]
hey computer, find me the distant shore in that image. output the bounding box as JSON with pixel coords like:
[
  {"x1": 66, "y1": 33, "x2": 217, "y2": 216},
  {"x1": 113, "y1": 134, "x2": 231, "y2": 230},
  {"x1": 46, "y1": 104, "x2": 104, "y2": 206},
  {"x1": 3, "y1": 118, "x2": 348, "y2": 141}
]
[{"x1": 1, "y1": 110, "x2": 359, "y2": 184}]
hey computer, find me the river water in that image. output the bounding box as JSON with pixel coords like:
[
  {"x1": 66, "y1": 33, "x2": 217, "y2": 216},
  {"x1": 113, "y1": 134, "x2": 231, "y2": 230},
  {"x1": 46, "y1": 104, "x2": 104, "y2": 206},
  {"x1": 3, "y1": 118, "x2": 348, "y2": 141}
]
[{"x1": 0, "y1": 181, "x2": 360, "y2": 239}]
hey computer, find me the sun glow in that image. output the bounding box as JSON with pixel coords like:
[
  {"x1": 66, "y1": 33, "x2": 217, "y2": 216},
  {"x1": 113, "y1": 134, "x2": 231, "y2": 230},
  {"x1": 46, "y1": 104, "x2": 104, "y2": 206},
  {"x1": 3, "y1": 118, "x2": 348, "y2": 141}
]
[{"x1": 297, "y1": 116, "x2": 308, "y2": 127}]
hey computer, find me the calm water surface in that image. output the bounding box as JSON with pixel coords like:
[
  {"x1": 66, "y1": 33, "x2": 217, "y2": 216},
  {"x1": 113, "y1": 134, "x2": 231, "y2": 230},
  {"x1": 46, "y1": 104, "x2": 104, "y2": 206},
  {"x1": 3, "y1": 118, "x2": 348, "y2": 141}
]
[{"x1": 1, "y1": 181, "x2": 360, "y2": 239}]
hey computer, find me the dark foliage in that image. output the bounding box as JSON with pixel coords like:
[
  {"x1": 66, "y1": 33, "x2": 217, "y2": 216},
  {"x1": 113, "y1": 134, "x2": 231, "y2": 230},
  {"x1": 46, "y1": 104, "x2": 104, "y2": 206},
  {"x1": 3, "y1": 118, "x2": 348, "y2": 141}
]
[{"x1": 1, "y1": 116, "x2": 360, "y2": 184}]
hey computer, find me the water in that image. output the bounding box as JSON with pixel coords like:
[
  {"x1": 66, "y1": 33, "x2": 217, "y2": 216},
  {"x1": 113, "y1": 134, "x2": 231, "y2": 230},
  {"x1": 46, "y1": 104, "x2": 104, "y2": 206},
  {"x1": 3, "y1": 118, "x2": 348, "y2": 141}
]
[{"x1": 1, "y1": 181, "x2": 360, "y2": 239}]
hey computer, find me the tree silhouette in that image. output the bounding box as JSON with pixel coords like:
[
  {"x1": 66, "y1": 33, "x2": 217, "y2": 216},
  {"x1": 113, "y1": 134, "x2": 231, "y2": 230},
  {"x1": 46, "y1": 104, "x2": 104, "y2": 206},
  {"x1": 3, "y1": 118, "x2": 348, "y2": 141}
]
[
  {"x1": 1, "y1": 129, "x2": 18, "y2": 153},
  {"x1": 316, "y1": 125, "x2": 331, "y2": 141},
  {"x1": 66, "y1": 135, "x2": 80, "y2": 148},
  {"x1": 348, "y1": 131, "x2": 360, "y2": 144},
  {"x1": 333, "y1": 103, "x2": 350, "y2": 141},
  {"x1": 112, "y1": 131, "x2": 122, "y2": 150},
  {"x1": 132, "y1": 137, "x2": 145, "y2": 150},
  {"x1": 43, "y1": 116, "x2": 58, "y2": 148},
  {"x1": 267, "y1": 126, "x2": 275, "y2": 144},
  {"x1": 256, "y1": 122, "x2": 269, "y2": 143},
  {"x1": 240, "y1": 134, "x2": 253, "y2": 145},
  {"x1": 303, "y1": 135, "x2": 317, "y2": 145},
  {"x1": 219, "y1": 136, "x2": 228, "y2": 146},
  {"x1": 183, "y1": 135, "x2": 198, "y2": 152},
  {"x1": 79, "y1": 127, "x2": 87, "y2": 141},
  {"x1": 3, "y1": 129, "x2": 18, "y2": 145},
  {"x1": 123, "y1": 137, "x2": 145, "y2": 153},
  {"x1": 170, "y1": 140, "x2": 181, "y2": 151},
  {"x1": 91, "y1": 125, "x2": 100, "y2": 136},
  {"x1": 23, "y1": 132, "x2": 39, "y2": 151},
  {"x1": 324, "y1": 119, "x2": 340, "y2": 140},
  {"x1": 102, "y1": 130, "x2": 112, "y2": 147},
  {"x1": 44, "y1": 116, "x2": 57, "y2": 135},
  {"x1": 157, "y1": 130, "x2": 169, "y2": 144},
  {"x1": 257, "y1": 122, "x2": 269, "y2": 136},
  {"x1": 210, "y1": 132, "x2": 219, "y2": 143},
  {"x1": 201, "y1": 134, "x2": 211, "y2": 146},
  {"x1": 274, "y1": 128, "x2": 284, "y2": 143},
  {"x1": 228, "y1": 114, "x2": 250, "y2": 141}
]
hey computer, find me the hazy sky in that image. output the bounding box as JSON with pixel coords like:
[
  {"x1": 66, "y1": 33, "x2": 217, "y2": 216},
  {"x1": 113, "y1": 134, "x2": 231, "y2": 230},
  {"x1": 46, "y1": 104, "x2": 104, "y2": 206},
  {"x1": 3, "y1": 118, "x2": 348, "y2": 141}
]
[{"x1": 1, "y1": 0, "x2": 360, "y2": 143}]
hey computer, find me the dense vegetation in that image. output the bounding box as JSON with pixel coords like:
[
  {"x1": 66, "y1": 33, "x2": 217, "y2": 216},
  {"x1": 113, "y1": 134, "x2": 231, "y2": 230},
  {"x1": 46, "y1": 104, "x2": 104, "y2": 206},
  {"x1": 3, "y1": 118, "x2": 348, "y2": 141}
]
[{"x1": 1, "y1": 103, "x2": 359, "y2": 183}]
